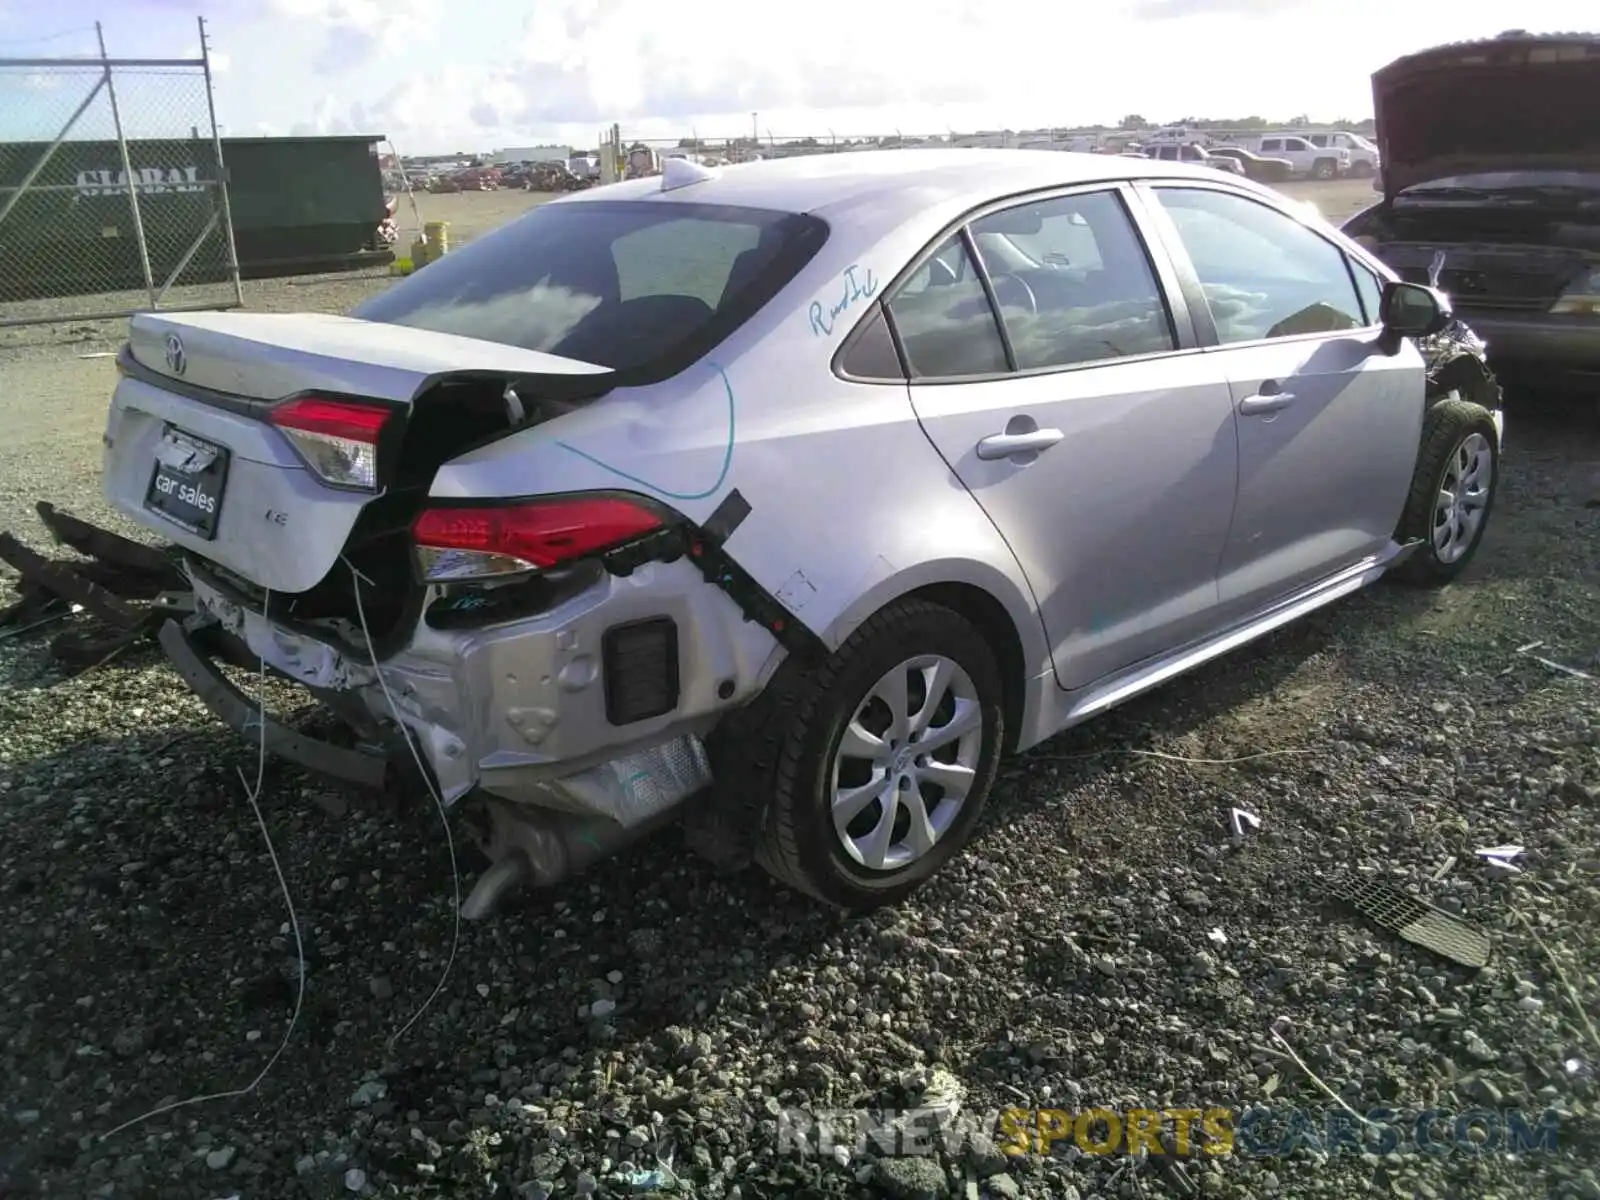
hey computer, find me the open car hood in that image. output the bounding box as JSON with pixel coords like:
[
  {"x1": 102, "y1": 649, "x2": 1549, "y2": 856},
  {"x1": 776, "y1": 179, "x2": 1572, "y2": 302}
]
[{"x1": 1373, "y1": 33, "x2": 1600, "y2": 199}]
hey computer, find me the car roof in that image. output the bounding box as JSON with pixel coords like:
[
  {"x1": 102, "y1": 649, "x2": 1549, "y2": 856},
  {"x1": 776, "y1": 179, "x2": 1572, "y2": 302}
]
[{"x1": 551, "y1": 148, "x2": 1265, "y2": 219}]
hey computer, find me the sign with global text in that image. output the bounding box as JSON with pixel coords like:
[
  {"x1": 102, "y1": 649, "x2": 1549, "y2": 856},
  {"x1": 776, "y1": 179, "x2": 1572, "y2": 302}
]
[{"x1": 75, "y1": 166, "x2": 207, "y2": 198}]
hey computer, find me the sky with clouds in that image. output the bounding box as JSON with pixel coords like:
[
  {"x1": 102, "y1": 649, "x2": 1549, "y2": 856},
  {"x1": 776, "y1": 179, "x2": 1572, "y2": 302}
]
[{"x1": 0, "y1": 0, "x2": 1593, "y2": 153}]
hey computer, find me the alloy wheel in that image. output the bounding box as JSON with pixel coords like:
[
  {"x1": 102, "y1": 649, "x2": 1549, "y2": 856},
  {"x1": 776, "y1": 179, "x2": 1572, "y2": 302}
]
[
  {"x1": 1432, "y1": 431, "x2": 1493, "y2": 564},
  {"x1": 829, "y1": 654, "x2": 985, "y2": 871}
]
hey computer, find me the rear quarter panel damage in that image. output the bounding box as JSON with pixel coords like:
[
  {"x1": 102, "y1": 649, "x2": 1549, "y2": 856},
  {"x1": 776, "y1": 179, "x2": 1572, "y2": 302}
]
[{"x1": 426, "y1": 204, "x2": 1053, "y2": 691}]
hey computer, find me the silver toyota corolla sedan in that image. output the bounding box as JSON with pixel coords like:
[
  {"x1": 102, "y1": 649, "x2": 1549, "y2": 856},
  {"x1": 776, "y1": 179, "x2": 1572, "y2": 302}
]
[{"x1": 99, "y1": 150, "x2": 1504, "y2": 917}]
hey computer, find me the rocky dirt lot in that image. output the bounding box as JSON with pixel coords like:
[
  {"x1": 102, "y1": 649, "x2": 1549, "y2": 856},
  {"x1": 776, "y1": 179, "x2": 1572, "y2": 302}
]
[{"x1": 2, "y1": 175, "x2": 1599, "y2": 1200}]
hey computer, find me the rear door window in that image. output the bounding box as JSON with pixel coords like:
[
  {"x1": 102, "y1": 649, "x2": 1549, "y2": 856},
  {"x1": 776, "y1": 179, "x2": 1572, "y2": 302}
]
[
  {"x1": 886, "y1": 234, "x2": 1010, "y2": 379},
  {"x1": 970, "y1": 190, "x2": 1176, "y2": 371},
  {"x1": 353, "y1": 200, "x2": 828, "y2": 385}
]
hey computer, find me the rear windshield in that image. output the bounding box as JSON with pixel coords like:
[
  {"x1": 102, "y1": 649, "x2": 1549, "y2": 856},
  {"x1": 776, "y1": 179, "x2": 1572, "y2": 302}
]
[{"x1": 353, "y1": 199, "x2": 829, "y2": 385}]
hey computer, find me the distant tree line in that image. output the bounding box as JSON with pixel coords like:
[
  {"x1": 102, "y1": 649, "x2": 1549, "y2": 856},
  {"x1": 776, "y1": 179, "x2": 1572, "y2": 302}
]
[
  {"x1": 674, "y1": 113, "x2": 1379, "y2": 151},
  {"x1": 1117, "y1": 114, "x2": 1377, "y2": 134}
]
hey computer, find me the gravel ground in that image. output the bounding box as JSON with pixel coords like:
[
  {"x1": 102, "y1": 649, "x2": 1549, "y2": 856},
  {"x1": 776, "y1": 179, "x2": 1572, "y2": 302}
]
[{"x1": 3, "y1": 174, "x2": 1600, "y2": 1200}]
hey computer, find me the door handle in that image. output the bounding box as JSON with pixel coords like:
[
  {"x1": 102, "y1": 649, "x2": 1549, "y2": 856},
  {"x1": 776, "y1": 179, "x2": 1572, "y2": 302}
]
[
  {"x1": 1238, "y1": 390, "x2": 1296, "y2": 415},
  {"x1": 976, "y1": 428, "x2": 1065, "y2": 460}
]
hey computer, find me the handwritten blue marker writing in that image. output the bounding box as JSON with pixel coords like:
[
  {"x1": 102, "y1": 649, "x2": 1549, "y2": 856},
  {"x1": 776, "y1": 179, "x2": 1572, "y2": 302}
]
[{"x1": 808, "y1": 264, "x2": 879, "y2": 337}]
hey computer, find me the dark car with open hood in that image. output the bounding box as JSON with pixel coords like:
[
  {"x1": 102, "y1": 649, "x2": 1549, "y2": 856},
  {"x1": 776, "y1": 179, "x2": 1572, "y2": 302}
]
[{"x1": 1343, "y1": 31, "x2": 1600, "y2": 394}]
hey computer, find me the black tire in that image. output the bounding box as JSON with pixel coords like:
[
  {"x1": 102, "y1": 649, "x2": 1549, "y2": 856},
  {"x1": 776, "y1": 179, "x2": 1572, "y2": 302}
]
[
  {"x1": 1392, "y1": 397, "x2": 1501, "y2": 586},
  {"x1": 1351, "y1": 160, "x2": 1375, "y2": 179},
  {"x1": 711, "y1": 597, "x2": 1005, "y2": 910},
  {"x1": 1313, "y1": 159, "x2": 1337, "y2": 180}
]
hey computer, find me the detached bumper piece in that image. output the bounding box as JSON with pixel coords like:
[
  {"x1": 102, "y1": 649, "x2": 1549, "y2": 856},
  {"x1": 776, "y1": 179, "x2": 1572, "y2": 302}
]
[
  {"x1": 0, "y1": 502, "x2": 190, "y2": 670},
  {"x1": 157, "y1": 618, "x2": 389, "y2": 789}
]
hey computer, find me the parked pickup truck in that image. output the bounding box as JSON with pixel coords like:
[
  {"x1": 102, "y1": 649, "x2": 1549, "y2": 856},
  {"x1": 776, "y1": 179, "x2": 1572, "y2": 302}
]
[
  {"x1": 1298, "y1": 130, "x2": 1381, "y2": 179},
  {"x1": 1242, "y1": 135, "x2": 1350, "y2": 180}
]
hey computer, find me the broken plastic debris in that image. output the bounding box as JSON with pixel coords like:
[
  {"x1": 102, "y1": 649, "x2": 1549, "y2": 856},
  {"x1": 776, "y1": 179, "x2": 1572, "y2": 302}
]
[
  {"x1": 615, "y1": 1168, "x2": 668, "y2": 1191},
  {"x1": 1477, "y1": 845, "x2": 1524, "y2": 875},
  {"x1": 919, "y1": 1065, "x2": 966, "y2": 1115},
  {"x1": 0, "y1": 602, "x2": 84, "y2": 642},
  {"x1": 1477, "y1": 844, "x2": 1523, "y2": 861},
  {"x1": 1207, "y1": 927, "x2": 1228, "y2": 946},
  {"x1": 1229, "y1": 807, "x2": 1262, "y2": 844}
]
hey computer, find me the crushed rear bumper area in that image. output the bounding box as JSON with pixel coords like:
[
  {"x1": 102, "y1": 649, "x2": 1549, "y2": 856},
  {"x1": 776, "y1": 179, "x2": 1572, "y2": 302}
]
[
  {"x1": 1, "y1": 504, "x2": 756, "y2": 918},
  {"x1": 0, "y1": 502, "x2": 192, "y2": 668},
  {"x1": 157, "y1": 617, "x2": 390, "y2": 788}
]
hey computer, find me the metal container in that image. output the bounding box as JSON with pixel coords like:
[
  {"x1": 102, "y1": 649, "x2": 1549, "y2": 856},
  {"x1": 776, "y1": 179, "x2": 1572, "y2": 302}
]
[
  {"x1": 0, "y1": 133, "x2": 395, "y2": 301},
  {"x1": 423, "y1": 220, "x2": 450, "y2": 257},
  {"x1": 223, "y1": 135, "x2": 395, "y2": 278}
]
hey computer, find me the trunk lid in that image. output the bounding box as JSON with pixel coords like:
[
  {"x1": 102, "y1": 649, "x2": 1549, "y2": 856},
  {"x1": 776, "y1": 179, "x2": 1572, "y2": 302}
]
[
  {"x1": 1373, "y1": 33, "x2": 1600, "y2": 199},
  {"x1": 128, "y1": 310, "x2": 612, "y2": 403},
  {"x1": 106, "y1": 311, "x2": 613, "y2": 598}
]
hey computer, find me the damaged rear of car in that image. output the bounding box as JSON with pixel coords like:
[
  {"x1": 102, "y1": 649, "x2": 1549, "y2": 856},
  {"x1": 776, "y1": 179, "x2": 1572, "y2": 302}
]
[
  {"x1": 1343, "y1": 31, "x2": 1600, "y2": 392},
  {"x1": 101, "y1": 196, "x2": 830, "y2": 916}
]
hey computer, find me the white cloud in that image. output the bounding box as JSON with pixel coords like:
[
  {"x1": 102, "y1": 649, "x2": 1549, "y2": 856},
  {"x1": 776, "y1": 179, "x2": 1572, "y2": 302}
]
[
  {"x1": 9, "y1": 0, "x2": 1594, "y2": 154},
  {"x1": 341, "y1": 0, "x2": 1600, "y2": 151},
  {"x1": 267, "y1": 0, "x2": 442, "y2": 71}
]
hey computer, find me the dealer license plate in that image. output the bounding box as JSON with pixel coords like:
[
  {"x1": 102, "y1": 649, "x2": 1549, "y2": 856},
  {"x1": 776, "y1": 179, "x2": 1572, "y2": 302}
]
[{"x1": 144, "y1": 425, "x2": 229, "y2": 540}]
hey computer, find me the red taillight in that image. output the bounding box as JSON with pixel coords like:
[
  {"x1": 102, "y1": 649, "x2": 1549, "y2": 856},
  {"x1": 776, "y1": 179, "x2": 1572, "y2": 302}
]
[
  {"x1": 268, "y1": 396, "x2": 393, "y2": 490},
  {"x1": 411, "y1": 496, "x2": 663, "y2": 583}
]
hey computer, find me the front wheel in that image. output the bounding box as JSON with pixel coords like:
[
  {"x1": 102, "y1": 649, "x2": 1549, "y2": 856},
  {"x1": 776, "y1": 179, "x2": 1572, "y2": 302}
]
[
  {"x1": 731, "y1": 598, "x2": 1006, "y2": 910},
  {"x1": 1392, "y1": 397, "x2": 1501, "y2": 586}
]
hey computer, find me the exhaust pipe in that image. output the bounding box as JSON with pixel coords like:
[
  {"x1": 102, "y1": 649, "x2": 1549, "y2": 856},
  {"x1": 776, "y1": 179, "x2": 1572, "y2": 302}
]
[{"x1": 459, "y1": 797, "x2": 687, "y2": 920}]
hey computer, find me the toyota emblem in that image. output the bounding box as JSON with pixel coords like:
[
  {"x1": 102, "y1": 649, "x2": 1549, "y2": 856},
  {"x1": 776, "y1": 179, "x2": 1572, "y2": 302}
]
[{"x1": 164, "y1": 332, "x2": 186, "y2": 376}]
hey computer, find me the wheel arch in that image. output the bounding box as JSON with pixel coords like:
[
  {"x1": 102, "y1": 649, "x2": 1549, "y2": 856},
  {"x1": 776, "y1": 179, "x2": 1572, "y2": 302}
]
[
  {"x1": 821, "y1": 558, "x2": 1050, "y2": 756},
  {"x1": 905, "y1": 581, "x2": 1030, "y2": 754}
]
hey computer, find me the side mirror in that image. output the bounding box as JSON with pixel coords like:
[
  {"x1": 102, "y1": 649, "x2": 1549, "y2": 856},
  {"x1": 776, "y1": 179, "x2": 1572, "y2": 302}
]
[{"x1": 1379, "y1": 280, "x2": 1451, "y2": 352}]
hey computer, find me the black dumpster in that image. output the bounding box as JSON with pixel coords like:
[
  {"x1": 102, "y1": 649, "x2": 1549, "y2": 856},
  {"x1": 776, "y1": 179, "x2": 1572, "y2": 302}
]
[
  {"x1": 223, "y1": 135, "x2": 394, "y2": 280},
  {"x1": 0, "y1": 133, "x2": 393, "y2": 303}
]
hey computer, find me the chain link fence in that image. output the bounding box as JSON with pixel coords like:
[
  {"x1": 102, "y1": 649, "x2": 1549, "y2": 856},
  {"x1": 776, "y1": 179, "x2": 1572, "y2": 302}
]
[{"x1": 0, "y1": 34, "x2": 241, "y2": 328}]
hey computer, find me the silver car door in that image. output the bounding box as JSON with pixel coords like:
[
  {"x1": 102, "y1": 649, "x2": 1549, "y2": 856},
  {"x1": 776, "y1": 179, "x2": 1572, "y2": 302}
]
[
  {"x1": 894, "y1": 187, "x2": 1241, "y2": 692},
  {"x1": 1138, "y1": 183, "x2": 1425, "y2": 614}
]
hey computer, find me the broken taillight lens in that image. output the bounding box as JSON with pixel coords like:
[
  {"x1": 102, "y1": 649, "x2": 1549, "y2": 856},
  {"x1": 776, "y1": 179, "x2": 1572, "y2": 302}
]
[
  {"x1": 268, "y1": 396, "x2": 393, "y2": 490},
  {"x1": 411, "y1": 495, "x2": 664, "y2": 583}
]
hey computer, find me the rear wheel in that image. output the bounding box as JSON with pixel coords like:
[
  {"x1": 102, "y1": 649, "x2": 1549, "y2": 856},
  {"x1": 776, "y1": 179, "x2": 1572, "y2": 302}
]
[
  {"x1": 1392, "y1": 397, "x2": 1501, "y2": 586},
  {"x1": 1351, "y1": 160, "x2": 1375, "y2": 179},
  {"x1": 717, "y1": 598, "x2": 1005, "y2": 910},
  {"x1": 1313, "y1": 159, "x2": 1337, "y2": 180}
]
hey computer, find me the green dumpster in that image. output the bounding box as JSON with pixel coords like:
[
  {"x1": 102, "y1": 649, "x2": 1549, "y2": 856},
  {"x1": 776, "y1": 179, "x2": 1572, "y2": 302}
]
[
  {"x1": 223, "y1": 135, "x2": 394, "y2": 279},
  {"x1": 0, "y1": 132, "x2": 393, "y2": 303}
]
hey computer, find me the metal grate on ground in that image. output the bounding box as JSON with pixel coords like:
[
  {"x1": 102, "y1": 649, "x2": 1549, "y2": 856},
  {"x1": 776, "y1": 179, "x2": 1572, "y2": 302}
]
[{"x1": 1330, "y1": 874, "x2": 1493, "y2": 968}]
